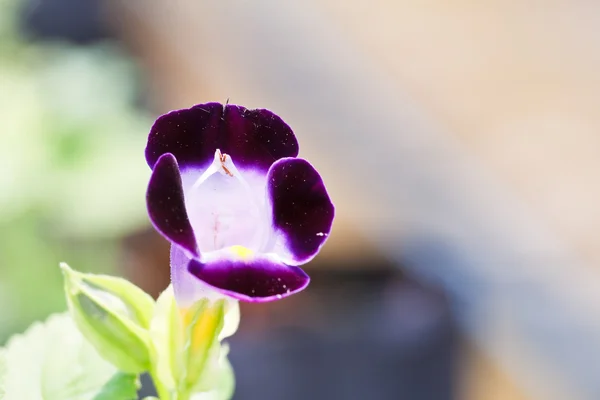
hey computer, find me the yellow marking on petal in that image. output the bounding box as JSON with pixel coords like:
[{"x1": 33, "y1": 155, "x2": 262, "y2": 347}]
[{"x1": 230, "y1": 245, "x2": 254, "y2": 260}]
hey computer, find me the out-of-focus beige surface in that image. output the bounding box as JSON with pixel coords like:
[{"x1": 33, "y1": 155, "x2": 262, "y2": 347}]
[
  {"x1": 112, "y1": 0, "x2": 600, "y2": 271},
  {"x1": 460, "y1": 345, "x2": 532, "y2": 400},
  {"x1": 108, "y1": 1, "x2": 600, "y2": 399},
  {"x1": 319, "y1": 1, "x2": 600, "y2": 271}
]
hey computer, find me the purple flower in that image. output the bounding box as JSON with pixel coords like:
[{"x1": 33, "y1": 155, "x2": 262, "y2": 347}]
[{"x1": 145, "y1": 103, "x2": 334, "y2": 303}]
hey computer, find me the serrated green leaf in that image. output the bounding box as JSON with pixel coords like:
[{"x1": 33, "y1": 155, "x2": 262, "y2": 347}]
[
  {"x1": 0, "y1": 313, "x2": 128, "y2": 400},
  {"x1": 92, "y1": 373, "x2": 139, "y2": 400}
]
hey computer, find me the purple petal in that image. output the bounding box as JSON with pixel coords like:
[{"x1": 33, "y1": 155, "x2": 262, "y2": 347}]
[
  {"x1": 187, "y1": 254, "x2": 310, "y2": 302},
  {"x1": 147, "y1": 153, "x2": 199, "y2": 257},
  {"x1": 146, "y1": 102, "x2": 299, "y2": 172},
  {"x1": 268, "y1": 158, "x2": 335, "y2": 264}
]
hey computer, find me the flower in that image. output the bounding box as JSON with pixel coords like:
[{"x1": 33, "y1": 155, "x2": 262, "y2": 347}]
[{"x1": 145, "y1": 102, "x2": 334, "y2": 303}]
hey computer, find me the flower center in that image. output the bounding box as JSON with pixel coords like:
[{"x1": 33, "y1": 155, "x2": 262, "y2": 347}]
[{"x1": 185, "y1": 150, "x2": 268, "y2": 254}]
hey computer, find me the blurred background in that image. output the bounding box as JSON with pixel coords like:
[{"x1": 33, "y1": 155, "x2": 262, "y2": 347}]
[{"x1": 3, "y1": 0, "x2": 600, "y2": 399}]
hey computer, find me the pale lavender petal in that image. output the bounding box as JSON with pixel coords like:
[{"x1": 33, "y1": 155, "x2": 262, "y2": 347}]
[{"x1": 170, "y1": 245, "x2": 221, "y2": 307}]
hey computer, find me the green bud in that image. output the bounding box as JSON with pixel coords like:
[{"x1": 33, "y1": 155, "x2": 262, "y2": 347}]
[
  {"x1": 181, "y1": 298, "x2": 225, "y2": 391},
  {"x1": 148, "y1": 285, "x2": 181, "y2": 397},
  {"x1": 60, "y1": 263, "x2": 155, "y2": 374},
  {"x1": 190, "y1": 342, "x2": 235, "y2": 400},
  {"x1": 149, "y1": 286, "x2": 238, "y2": 399}
]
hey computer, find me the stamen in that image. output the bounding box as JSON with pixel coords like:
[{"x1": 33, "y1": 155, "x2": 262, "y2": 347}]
[
  {"x1": 222, "y1": 165, "x2": 234, "y2": 177},
  {"x1": 191, "y1": 149, "x2": 261, "y2": 217},
  {"x1": 191, "y1": 149, "x2": 238, "y2": 189},
  {"x1": 219, "y1": 152, "x2": 234, "y2": 177},
  {"x1": 189, "y1": 149, "x2": 268, "y2": 252}
]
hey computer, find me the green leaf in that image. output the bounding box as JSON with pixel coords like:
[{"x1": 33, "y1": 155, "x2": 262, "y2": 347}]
[
  {"x1": 70, "y1": 266, "x2": 155, "y2": 329},
  {"x1": 93, "y1": 373, "x2": 139, "y2": 400},
  {"x1": 61, "y1": 263, "x2": 154, "y2": 373},
  {"x1": 0, "y1": 313, "x2": 134, "y2": 400}
]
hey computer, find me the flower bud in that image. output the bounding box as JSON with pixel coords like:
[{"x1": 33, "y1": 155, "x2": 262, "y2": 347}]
[
  {"x1": 149, "y1": 286, "x2": 238, "y2": 398},
  {"x1": 60, "y1": 263, "x2": 154, "y2": 373},
  {"x1": 181, "y1": 298, "x2": 225, "y2": 390}
]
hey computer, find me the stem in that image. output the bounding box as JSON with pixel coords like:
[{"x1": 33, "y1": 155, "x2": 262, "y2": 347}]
[
  {"x1": 178, "y1": 390, "x2": 191, "y2": 400},
  {"x1": 176, "y1": 381, "x2": 192, "y2": 400},
  {"x1": 150, "y1": 368, "x2": 172, "y2": 400}
]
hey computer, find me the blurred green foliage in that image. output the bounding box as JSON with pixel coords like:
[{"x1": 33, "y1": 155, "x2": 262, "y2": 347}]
[
  {"x1": 0, "y1": 313, "x2": 140, "y2": 399},
  {"x1": 0, "y1": 0, "x2": 153, "y2": 342}
]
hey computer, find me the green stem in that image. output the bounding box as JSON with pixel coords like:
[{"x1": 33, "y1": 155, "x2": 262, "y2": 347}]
[
  {"x1": 150, "y1": 368, "x2": 172, "y2": 400},
  {"x1": 176, "y1": 382, "x2": 191, "y2": 400},
  {"x1": 178, "y1": 390, "x2": 191, "y2": 400}
]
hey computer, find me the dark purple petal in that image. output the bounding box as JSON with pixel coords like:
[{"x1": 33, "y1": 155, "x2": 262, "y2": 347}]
[
  {"x1": 146, "y1": 102, "x2": 299, "y2": 171},
  {"x1": 268, "y1": 158, "x2": 335, "y2": 263},
  {"x1": 147, "y1": 153, "x2": 199, "y2": 257},
  {"x1": 188, "y1": 256, "x2": 309, "y2": 302}
]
